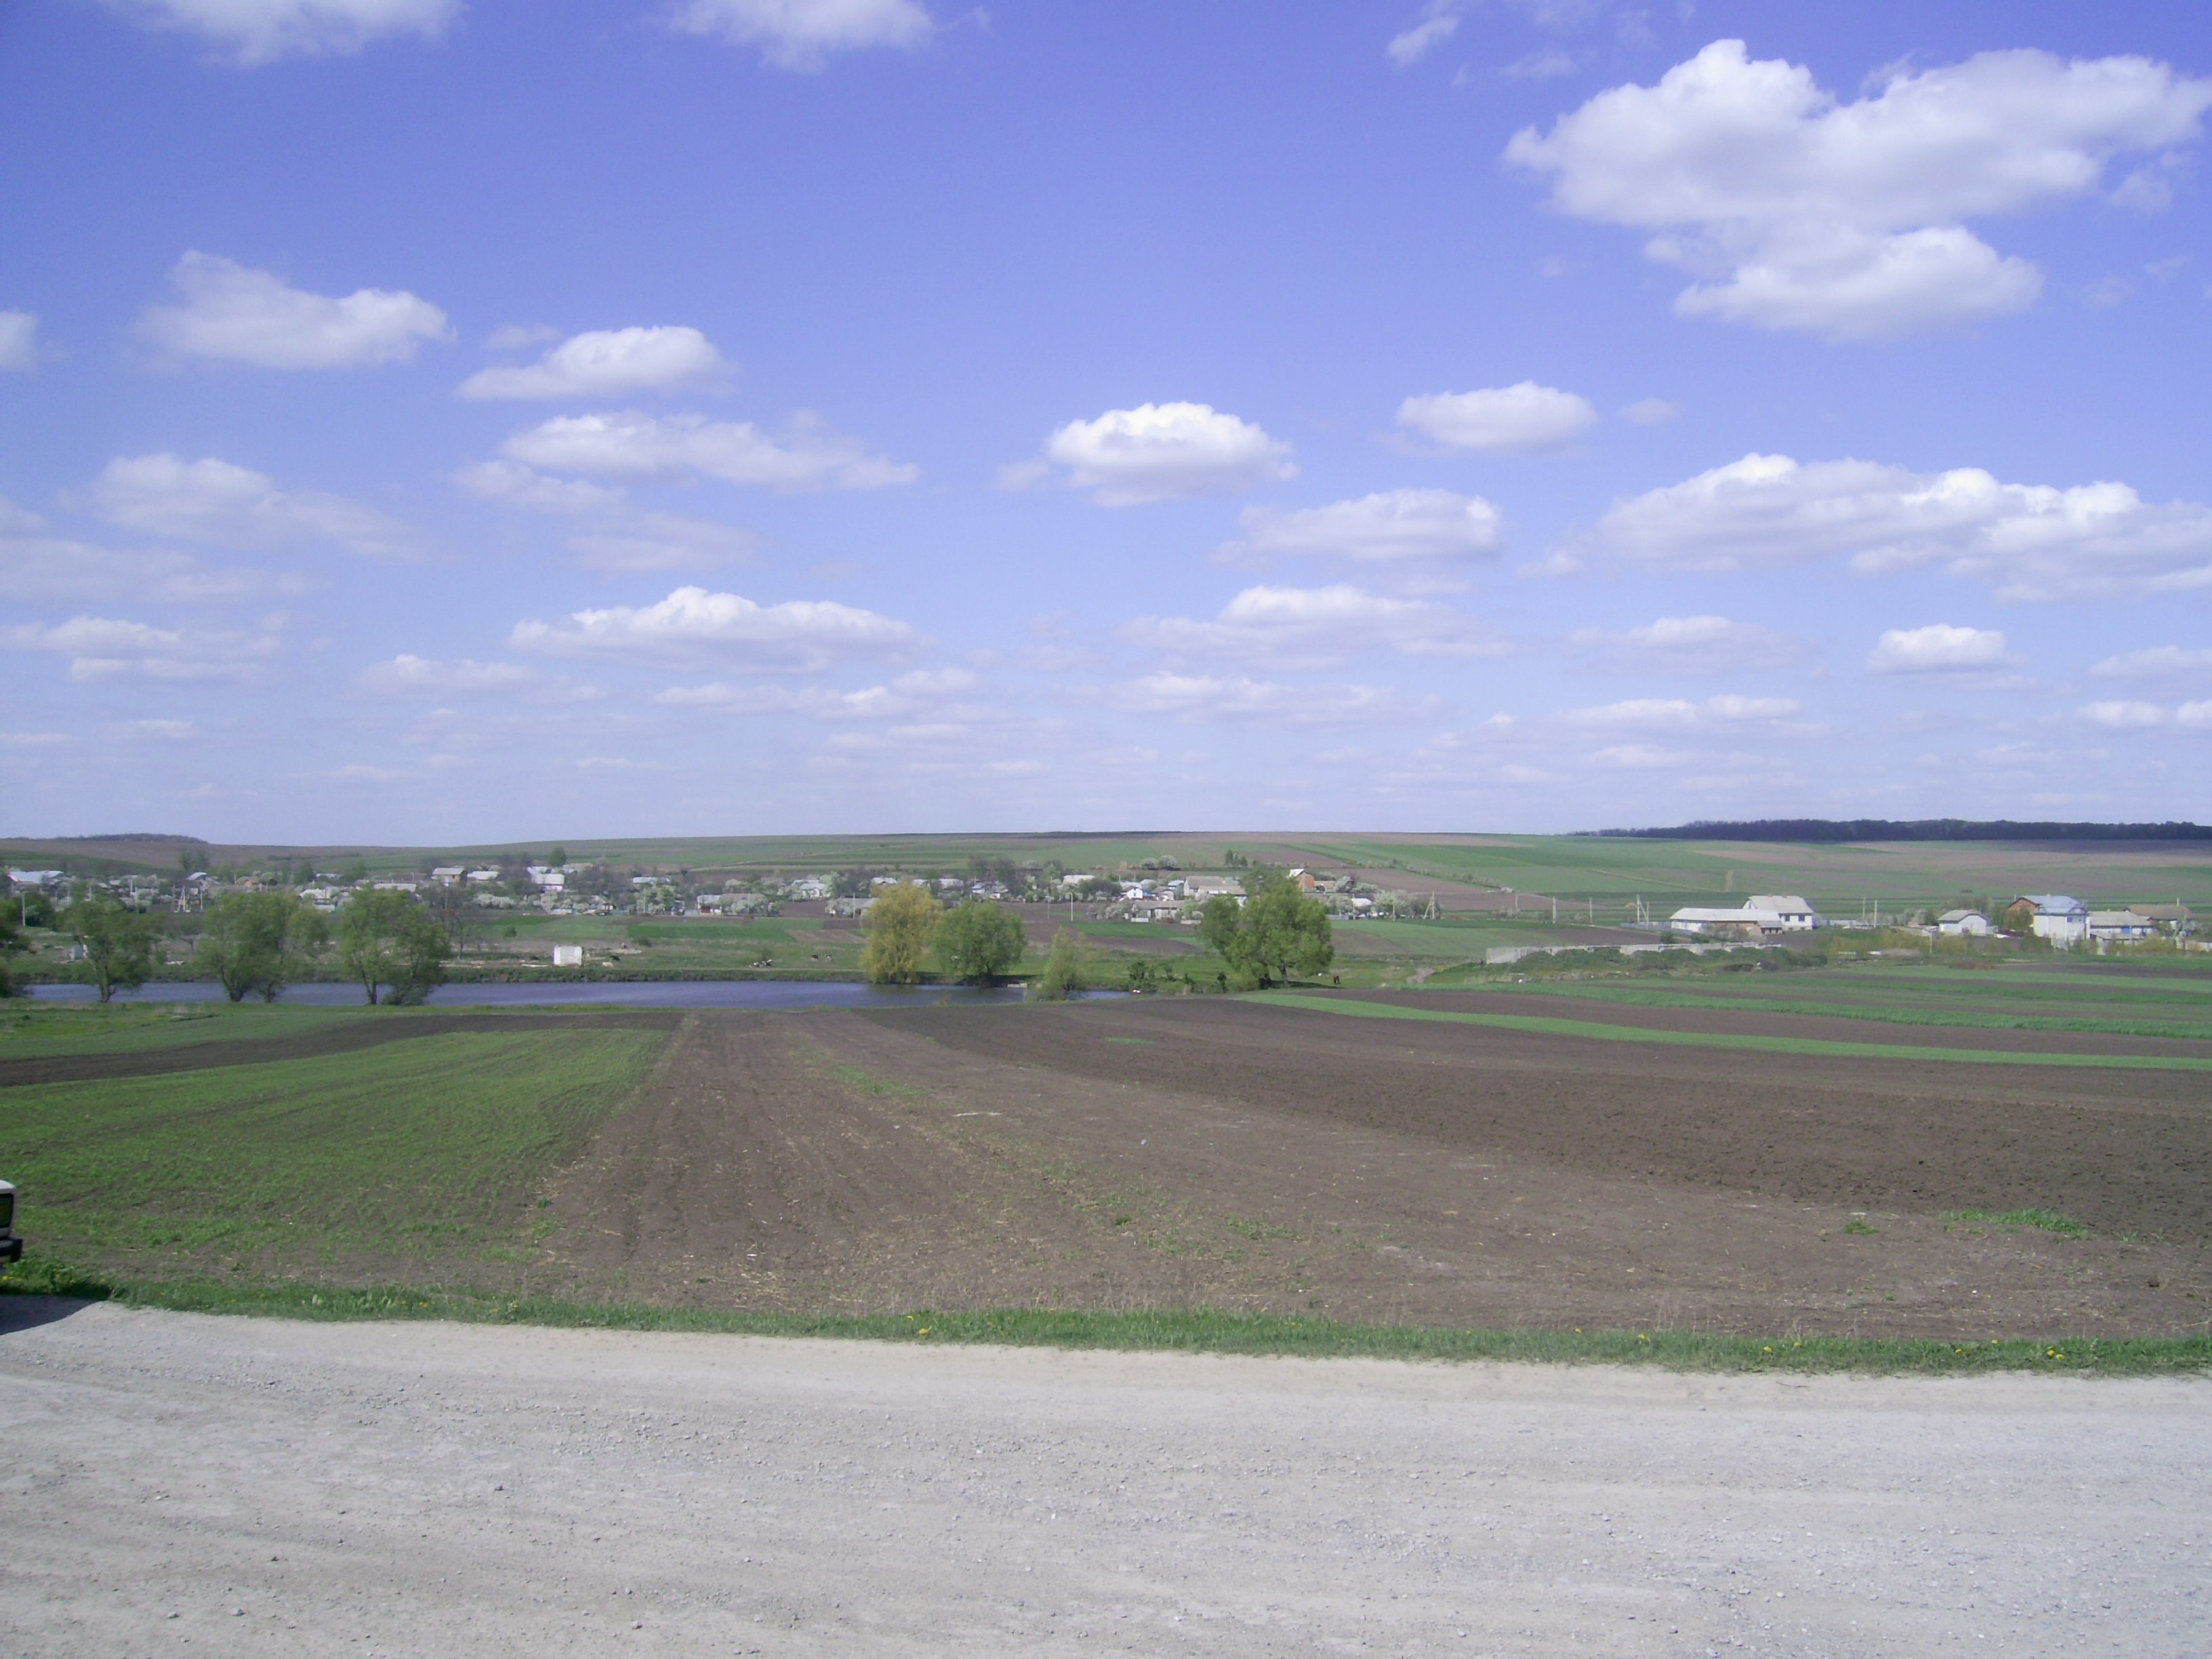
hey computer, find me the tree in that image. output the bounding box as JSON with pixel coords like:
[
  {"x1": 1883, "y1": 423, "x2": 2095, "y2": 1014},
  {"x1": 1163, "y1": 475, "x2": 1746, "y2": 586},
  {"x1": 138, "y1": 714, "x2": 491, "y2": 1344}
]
[
  {"x1": 419, "y1": 880, "x2": 485, "y2": 954},
  {"x1": 336, "y1": 890, "x2": 449, "y2": 1005},
  {"x1": 195, "y1": 892, "x2": 326, "y2": 1002},
  {"x1": 861, "y1": 882, "x2": 939, "y2": 984},
  {"x1": 1197, "y1": 869, "x2": 1333, "y2": 989},
  {"x1": 67, "y1": 886, "x2": 159, "y2": 1003},
  {"x1": 1029, "y1": 928, "x2": 1092, "y2": 1001},
  {"x1": 0, "y1": 900, "x2": 20, "y2": 998},
  {"x1": 935, "y1": 899, "x2": 1026, "y2": 985}
]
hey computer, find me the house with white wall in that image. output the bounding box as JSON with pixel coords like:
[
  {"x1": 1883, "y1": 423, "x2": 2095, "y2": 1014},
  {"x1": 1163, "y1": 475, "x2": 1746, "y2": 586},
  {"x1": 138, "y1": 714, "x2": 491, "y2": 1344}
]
[
  {"x1": 1668, "y1": 895, "x2": 1823, "y2": 937},
  {"x1": 2014, "y1": 895, "x2": 2090, "y2": 946}
]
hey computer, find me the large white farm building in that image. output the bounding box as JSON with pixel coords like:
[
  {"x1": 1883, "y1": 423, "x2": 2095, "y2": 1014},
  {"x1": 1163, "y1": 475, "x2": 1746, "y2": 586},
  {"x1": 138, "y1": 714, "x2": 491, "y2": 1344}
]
[{"x1": 1666, "y1": 895, "x2": 1822, "y2": 938}]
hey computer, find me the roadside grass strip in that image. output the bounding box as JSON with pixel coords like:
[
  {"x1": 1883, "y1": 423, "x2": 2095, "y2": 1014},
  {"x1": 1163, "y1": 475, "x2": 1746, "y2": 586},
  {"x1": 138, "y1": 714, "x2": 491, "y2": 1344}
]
[
  {"x1": 1244, "y1": 990, "x2": 2212, "y2": 1071},
  {"x1": 3, "y1": 1260, "x2": 2203, "y2": 1376}
]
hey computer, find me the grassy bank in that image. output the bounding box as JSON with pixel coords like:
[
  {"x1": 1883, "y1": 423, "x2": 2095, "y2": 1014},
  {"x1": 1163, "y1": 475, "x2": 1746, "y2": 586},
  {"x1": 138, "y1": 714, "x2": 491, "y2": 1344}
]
[{"x1": 3, "y1": 1258, "x2": 2203, "y2": 1376}]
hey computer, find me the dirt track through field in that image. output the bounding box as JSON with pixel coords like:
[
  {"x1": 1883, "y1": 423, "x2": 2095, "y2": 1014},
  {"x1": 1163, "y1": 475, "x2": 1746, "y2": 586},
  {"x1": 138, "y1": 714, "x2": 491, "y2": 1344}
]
[
  {"x1": 3, "y1": 1301, "x2": 2206, "y2": 1658},
  {"x1": 518, "y1": 1002, "x2": 2212, "y2": 1339},
  {"x1": 0, "y1": 1010, "x2": 684, "y2": 1088}
]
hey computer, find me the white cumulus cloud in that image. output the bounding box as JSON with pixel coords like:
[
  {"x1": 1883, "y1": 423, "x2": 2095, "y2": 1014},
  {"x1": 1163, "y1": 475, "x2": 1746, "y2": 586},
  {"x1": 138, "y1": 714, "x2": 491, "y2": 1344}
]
[
  {"x1": 3, "y1": 613, "x2": 283, "y2": 683},
  {"x1": 89, "y1": 453, "x2": 422, "y2": 560},
  {"x1": 1867, "y1": 623, "x2": 2013, "y2": 675},
  {"x1": 657, "y1": 667, "x2": 979, "y2": 718},
  {"x1": 2080, "y1": 699, "x2": 2170, "y2": 729},
  {"x1": 1567, "y1": 452, "x2": 2212, "y2": 600},
  {"x1": 109, "y1": 0, "x2": 457, "y2": 64},
  {"x1": 455, "y1": 459, "x2": 757, "y2": 572},
  {"x1": 457, "y1": 326, "x2": 728, "y2": 401},
  {"x1": 1124, "y1": 583, "x2": 1504, "y2": 668},
  {"x1": 511, "y1": 584, "x2": 923, "y2": 672},
  {"x1": 1012, "y1": 402, "x2": 1294, "y2": 506},
  {"x1": 2091, "y1": 645, "x2": 2212, "y2": 682},
  {"x1": 1113, "y1": 672, "x2": 1433, "y2": 726},
  {"x1": 672, "y1": 0, "x2": 933, "y2": 71},
  {"x1": 138, "y1": 252, "x2": 451, "y2": 368},
  {"x1": 0, "y1": 495, "x2": 308, "y2": 603},
  {"x1": 1507, "y1": 40, "x2": 2212, "y2": 339},
  {"x1": 358, "y1": 654, "x2": 535, "y2": 697},
  {"x1": 501, "y1": 410, "x2": 916, "y2": 492},
  {"x1": 1397, "y1": 383, "x2": 1597, "y2": 453},
  {"x1": 0, "y1": 312, "x2": 37, "y2": 371},
  {"x1": 1568, "y1": 614, "x2": 1800, "y2": 673},
  {"x1": 1387, "y1": 7, "x2": 1458, "y2": 68},
  {"x1": 1228, "y1": 489, "x2": 1502, "y2": 581},
  {"x1": 1564, "y1": 694, "x2": 1799, "y2": 728}
]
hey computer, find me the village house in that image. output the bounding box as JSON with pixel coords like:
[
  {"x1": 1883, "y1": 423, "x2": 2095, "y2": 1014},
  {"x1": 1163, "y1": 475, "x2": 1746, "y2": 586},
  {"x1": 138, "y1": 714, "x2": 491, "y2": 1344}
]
[
  {"x1": 2088, "y1": 908, "x2": 2156, "y2": 943},
  {"x1": 1937, "y1": 908, "x2": 1993, "y2": 936},
  {"x1": 2010, "y1": 895, "x2": 2090, "y2": 946},
  {"x1": 1666, "y1": 895, "x2": 1823, "y2": 937},
  {"x1": 1183, "y1": 876, "x2": 1244, "y2": 900}
]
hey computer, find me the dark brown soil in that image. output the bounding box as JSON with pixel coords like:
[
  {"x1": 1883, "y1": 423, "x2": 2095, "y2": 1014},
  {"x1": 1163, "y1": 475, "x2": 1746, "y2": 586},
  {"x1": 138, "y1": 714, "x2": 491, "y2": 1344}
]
[
  {"x1": 531, "y1": 999, "x2": 2212, "y2": 1340},
  {"x1": 0, "y1": 1010, "x2": 684, "y2": 1088}
]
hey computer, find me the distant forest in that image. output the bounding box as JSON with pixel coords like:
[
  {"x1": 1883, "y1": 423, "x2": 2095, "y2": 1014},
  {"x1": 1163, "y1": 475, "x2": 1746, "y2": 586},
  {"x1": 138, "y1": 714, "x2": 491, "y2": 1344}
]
[{"x1": 1583, "y1": 819, "x2": 2212, "y2": 844}]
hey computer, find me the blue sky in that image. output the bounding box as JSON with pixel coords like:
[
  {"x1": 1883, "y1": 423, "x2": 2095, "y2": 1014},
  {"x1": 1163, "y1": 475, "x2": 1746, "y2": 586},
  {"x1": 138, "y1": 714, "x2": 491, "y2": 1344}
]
[{"x1": 3, "y1": 0, "x2": 2210, "y2": 841}]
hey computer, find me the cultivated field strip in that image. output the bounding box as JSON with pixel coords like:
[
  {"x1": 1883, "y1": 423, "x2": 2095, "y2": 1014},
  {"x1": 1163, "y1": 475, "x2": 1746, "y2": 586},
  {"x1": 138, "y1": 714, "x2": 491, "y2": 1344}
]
[
  {"x1": 1269, "y1": 989, "x2": 2212, "y2": 1068},
  {"x1": 11, "y1": 992, "x2": 2212, "y2": 1343}
]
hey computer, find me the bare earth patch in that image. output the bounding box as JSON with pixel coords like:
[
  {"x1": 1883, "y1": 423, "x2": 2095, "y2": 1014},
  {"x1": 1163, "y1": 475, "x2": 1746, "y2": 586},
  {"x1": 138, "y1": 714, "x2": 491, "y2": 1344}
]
[{"x1": 525, "y1": 1001, "x2": 2212, "y2": 1338}]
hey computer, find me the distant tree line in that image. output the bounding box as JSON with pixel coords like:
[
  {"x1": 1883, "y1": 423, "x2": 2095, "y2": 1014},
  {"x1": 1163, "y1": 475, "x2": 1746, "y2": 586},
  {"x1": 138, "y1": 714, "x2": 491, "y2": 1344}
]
[{"x1": 1582, "y1": 819, "x2": 2212, "y2": 844}]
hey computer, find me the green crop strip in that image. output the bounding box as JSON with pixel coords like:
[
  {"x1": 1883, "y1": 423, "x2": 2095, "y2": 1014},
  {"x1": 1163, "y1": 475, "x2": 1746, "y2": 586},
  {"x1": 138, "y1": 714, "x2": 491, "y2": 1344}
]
[
  {"x1": 1242, "y1": 991, "x2": 2212, "y2": 1071},
  {"x1": 1, "y1": 1029, "x2": 669, "y2": 1273},
  {"x1": 3, "y1": 1262, "x2": 2202, "y2": 1377},
  {"x1": 1481, "y1": 983, "x2": 2212, "y2": 1041}
]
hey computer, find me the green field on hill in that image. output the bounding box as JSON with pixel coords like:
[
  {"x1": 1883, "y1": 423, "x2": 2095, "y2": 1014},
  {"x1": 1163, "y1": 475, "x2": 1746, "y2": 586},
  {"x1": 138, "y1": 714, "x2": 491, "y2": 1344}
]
[{"x1": 12, "y1": 829, "x2": 2207, "y2": 918}]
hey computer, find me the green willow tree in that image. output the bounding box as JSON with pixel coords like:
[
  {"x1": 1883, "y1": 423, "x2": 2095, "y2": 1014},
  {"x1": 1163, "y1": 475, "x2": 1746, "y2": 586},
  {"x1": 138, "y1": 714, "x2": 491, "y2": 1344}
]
[
  {"x1": 935, "y1": 899, "x2": 1027, "y2": 986},
  {"x1": 195, "y1": 891, "x2": 328, "y2": 1002},
  {"x1": 1028, "y1": 927, "x2": 1093, "y2": 1001},
  {"x1": 67, "y1": 886, "x2": 161, "y2": 1003},
  {"x1": 336, "y1": 889, "x2": 450, "y2": 1005},
  {"x1": 861, "y1": 882, "x2": 941, "y2": 985},
  {"x1": 1197, "y1": 867, "x2": 1334, "y2": 989}
]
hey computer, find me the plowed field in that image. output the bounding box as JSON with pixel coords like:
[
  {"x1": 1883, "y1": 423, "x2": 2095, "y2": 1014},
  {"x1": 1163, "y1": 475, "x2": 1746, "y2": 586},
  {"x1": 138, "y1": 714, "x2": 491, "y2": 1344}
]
[{"x1": 520, "y1": 994, "x2": 2212, "y2": 1339}]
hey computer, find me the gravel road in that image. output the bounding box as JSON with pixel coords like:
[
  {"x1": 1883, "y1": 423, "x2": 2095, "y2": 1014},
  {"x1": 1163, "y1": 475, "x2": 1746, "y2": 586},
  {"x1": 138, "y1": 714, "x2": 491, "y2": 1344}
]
[{"x1": 3, "y1": 1300, "x2": 2205, "y2": 1657}]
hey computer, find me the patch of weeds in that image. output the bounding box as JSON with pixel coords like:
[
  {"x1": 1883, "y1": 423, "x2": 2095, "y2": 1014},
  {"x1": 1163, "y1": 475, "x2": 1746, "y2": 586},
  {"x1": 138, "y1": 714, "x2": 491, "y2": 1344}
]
[
  {"x1": 1946, "y1": 1208, "x2": 2090, "y2": 1238},
  {"x1": 1843, "y1": 1219, "x2": 1880, "y2": 1236},
  {"x1": 1226, "y1": 1216, "x2": 1299, "y2": 1242},
  {"x1": 827, "y1": 1061, "x2": 928, "y2": 1101},
  {"x1": 1104, "y1": 1037, "x2": 1154, "y2": 1046}
]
